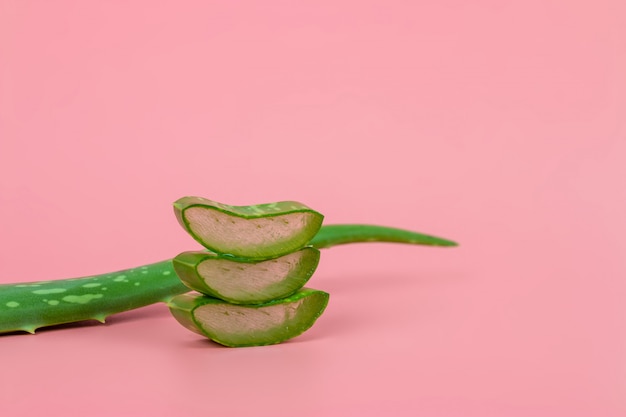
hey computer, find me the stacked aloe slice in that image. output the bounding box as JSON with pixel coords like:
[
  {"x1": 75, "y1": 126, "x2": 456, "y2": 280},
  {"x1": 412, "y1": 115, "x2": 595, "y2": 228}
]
[{"x1": 168, "y1": 197, "x2": 330, "y2": 347}]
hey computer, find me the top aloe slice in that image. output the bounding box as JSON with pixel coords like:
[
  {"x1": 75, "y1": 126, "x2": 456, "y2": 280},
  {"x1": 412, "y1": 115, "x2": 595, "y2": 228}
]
[{"x1": 174, "y1": 197, "x2": 324, "y2": 260}]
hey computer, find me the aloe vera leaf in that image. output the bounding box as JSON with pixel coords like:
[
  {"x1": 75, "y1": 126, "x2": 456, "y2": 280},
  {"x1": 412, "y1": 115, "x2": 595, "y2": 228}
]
[
  {"x1": 309, "y1": 224, "x2": 458, "y2": 248},
  {"x1": 173, "y1": 196, "x2": 324, "y2": 259},
  {"x1": 0, "y1": 260, "x2": 185, "y2": 334},
  {"x1": 172, "y1": 247, "x2": 320, "y2": 304},
  {"x1": 1, "y1": 225, "x2": 456, "y2": 335},
  {"x1": 168, "y1": 288, "x2": 329, "y2": 347}
]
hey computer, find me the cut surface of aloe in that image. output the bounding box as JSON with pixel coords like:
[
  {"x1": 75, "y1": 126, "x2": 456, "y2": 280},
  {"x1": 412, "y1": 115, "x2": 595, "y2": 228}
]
[
  {"x1": 169, "y1": 288, "x2": 329, "y2": 347},
  {"x1": 172, "y1": 247, "x2": 320, "y2": 304},
  {"x1": 174, "y1": 197, "x2": 324, "y2": 260}
]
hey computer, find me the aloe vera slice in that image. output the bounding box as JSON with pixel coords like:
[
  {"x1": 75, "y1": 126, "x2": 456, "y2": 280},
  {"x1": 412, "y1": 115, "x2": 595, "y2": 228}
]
[
  {"x1": 173, "y1": 197, "x2": 324, "y2": 260},
  {"x1": 169, "y1": 288, "x2": 329, "y2": 347},
  {"x1": 172, "y1": 247, "x2": 320, "y2": 304}
]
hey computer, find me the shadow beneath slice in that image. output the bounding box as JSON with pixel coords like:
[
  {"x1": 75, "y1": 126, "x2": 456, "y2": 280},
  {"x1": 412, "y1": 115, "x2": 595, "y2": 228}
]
[{"x1": 181, "y1": 337, "x2": 234, "y2": 349}]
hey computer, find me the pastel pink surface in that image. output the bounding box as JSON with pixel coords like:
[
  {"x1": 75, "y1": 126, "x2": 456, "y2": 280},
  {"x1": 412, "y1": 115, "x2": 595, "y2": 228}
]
[{"x1": 1, "y1": 1, "x2": 625, "y2": 416}]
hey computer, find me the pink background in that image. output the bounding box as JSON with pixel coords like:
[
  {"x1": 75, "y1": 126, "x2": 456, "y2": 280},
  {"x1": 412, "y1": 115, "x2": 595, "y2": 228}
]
[{"x1": 1, "y1": 1, "x2": 625, "y2": 416}]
